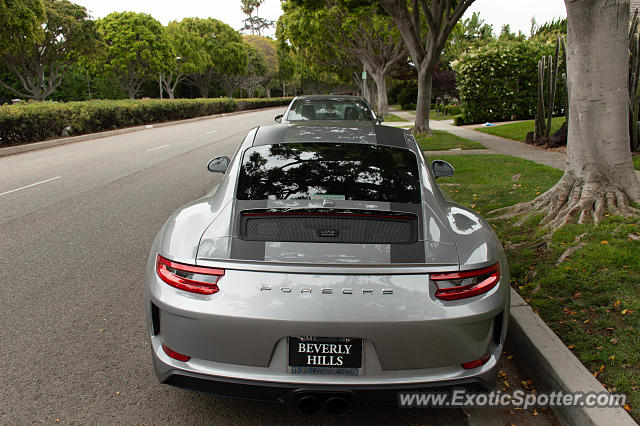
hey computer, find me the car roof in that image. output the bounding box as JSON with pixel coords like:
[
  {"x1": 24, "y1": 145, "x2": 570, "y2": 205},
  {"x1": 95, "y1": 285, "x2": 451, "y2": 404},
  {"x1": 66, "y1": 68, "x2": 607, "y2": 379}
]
[
  {"x1": 293, "y1": 95, "x2": 366, "y2": 101},
  {"x1": 251, "y1": 123, "x2": 408, "y2": 149}
]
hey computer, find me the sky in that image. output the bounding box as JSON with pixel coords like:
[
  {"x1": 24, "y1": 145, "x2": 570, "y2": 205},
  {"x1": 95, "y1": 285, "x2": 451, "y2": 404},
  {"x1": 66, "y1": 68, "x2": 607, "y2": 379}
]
[{"x1": 73, "y1": 0, "x2": 567, "y2": 39}]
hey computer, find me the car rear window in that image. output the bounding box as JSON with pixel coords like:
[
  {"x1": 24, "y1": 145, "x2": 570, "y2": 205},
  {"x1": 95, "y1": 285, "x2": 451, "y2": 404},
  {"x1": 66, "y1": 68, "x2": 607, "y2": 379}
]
[
  {"x1": 286, "y1": 99, "x2": 374, "y2": 121},
  {"x1": 236, "y1": 143, "x2": 421, "y2": 203}
]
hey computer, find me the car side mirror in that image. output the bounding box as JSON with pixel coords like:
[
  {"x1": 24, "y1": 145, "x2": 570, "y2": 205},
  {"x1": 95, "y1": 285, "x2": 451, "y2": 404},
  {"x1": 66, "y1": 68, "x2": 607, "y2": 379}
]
[
  {"x1": 275, "y1": 114, "x2": 283, "y2": 123},
  {"x1": 207, "y1": 156, "x2": 230, "y2": 173},
  {"x1": 431, "y1": 160, "x2": 454, "y2": 178},
  {"x1": 376, "y1": 115, "x2": 384, "y2": 124}
]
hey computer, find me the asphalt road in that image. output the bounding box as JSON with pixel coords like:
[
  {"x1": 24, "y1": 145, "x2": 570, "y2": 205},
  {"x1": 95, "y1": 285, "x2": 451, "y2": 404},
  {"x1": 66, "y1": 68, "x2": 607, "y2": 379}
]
[{"x1": 0, "y1": 107, "x2": 557, "y2": 425}]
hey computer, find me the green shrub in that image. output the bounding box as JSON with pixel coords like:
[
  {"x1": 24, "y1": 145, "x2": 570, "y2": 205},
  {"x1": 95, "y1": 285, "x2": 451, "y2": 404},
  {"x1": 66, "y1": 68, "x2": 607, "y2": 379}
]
[
  {"x1": 0, "y1": 97, "x2": 292, "y2": 146},
  {"x1": 398, "y1": 87, "x2": 418, "y2": 110},
  {"x1": 387, "y1": 82, "x2": 405, "y2": 105},
  {"x1": 445, "y1": 105, "x2": 462, "y2": 115},
  {"x1": 454, "y1": 40, "x2": 565, "y2": 125}
]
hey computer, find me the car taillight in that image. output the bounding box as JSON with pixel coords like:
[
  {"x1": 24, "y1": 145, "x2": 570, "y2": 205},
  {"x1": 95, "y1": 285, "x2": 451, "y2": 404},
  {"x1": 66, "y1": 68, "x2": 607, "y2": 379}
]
[
  {"x1": 432, "y1": 263, "x2": 500, "y2": 301},
  {"x1": 156, "y1": 254, "x2": 224, "y2": 295}
]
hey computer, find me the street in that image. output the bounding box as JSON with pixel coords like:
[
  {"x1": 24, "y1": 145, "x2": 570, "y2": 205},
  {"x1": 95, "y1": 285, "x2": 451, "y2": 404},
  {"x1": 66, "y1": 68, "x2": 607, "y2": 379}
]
[{"x1": 0, "y1": 107, "x2": 556, "y2": 424}]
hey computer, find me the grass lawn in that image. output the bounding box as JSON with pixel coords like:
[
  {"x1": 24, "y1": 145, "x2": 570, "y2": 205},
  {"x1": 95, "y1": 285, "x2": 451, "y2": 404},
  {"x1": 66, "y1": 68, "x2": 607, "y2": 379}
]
[
  {"x1": 438, "y1": 154, "x2": 639, "y2": 420},
  {"x1": 633, "y1": 155, "x2": 640, "y2": 170},
  {"x1": 416, "y1": 130, "x2": 485, "y2": 151},
  {"x1": 382, "y1": 113, "x2": 408, "y2": 122},
  {"x1": 475, "y1": 117, "x2": 565, "y2": 142},
  {"x1": 389, "y1": 106, "x2": 460, "y2": 122},
  {"x1": 430, "y1": 110, "x2": 461, "y2": 121}
]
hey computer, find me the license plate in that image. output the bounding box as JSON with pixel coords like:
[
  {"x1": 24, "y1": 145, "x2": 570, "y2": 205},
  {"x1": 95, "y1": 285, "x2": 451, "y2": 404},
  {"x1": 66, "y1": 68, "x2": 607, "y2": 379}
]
[{"x1": 288, "y1": 337, "x2": 363, "y2": 375}]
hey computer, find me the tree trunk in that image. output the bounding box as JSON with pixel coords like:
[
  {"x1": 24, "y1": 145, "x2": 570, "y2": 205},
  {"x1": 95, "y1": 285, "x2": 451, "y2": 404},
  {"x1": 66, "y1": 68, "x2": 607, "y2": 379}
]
[
  {"x1": 371, "y1": 71, "x2": 389, "y2": 117},
  {"x1": 493, "y1": 0, "x2": 640, "y2": 228},
  {"x1": 564, "y1": 0, "x2": 640, "y2": 202},
  {"x1": 197, "y1": 84, "x2": 209, "y2": 98},
  {"x1": 161, "y1": 73, "x2": 183, "y2": 99},
  {"x1": 353, "y1": 72, "x2": 364, "y2": 97},
  {"x1": 368, "y1": 77, "x2": 376, "y2": 109},
  {"x1": 415, "y1": 67, "x2": 433, "y2": 133}
]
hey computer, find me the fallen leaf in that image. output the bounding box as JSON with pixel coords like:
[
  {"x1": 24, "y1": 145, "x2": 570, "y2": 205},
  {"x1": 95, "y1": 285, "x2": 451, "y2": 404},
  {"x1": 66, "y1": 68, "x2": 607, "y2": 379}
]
[
  {"x1": 583, "y1": 319, "x2": 590, "y2": 324},
  {"x1": 622, "y1": 309, "x2": 628, "y2": 315},
  {"x1": 614, "y1": 300, "x2": 621, "y2": 307},
  {"x1": 601, "y1": 240, "x2": 609, "y2": 244},
  {"x1": 624, "y1": 404, "x2": 631, "y2": 412},
  {"x1": 99, "y1": 329, "x2": 106, "y2": 332},
  {"x1": 568, "y1": 345, "x2": 575, "y2": 349},
  {"x1": 533, "y1": 409, "x2": 539, "y2": 416},
  {"x1": 610, "y1": 338, "x2": 618, "y2": 344},
  {"x1": 507, "y1": 354, "x2": 515, "y2": 360}
]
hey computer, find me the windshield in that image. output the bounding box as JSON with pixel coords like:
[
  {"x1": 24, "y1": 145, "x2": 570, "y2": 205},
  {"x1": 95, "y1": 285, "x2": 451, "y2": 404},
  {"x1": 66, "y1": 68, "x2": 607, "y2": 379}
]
[
  {"x1": 286, "y1": 98, "x2": 374, "y2": 121},
  {"x1": 236, "y1": 143, "x2": 421, "y2": 203}
]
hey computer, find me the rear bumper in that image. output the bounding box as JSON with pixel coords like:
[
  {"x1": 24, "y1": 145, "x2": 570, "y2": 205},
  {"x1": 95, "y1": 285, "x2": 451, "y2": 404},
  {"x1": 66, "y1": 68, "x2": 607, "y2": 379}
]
[
  {"x1": 153, "y1": 353, "x2": 498, "y2": 406},
  {"x1": 150, "y1": 331, "x2": 502, "y2": 405},
  {"x1": 145, "y1": 250, "x2": 510, "y2": 405}
]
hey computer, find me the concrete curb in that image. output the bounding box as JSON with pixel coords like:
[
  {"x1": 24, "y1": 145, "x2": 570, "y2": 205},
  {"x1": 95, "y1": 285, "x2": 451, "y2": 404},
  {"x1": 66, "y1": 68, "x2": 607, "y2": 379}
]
[
  {"x1": 508, "y1": 289, "x2": 636, "y2": 426},
  {"x1": 0, "y1": 105, "x2": 287, "y2": 158}
]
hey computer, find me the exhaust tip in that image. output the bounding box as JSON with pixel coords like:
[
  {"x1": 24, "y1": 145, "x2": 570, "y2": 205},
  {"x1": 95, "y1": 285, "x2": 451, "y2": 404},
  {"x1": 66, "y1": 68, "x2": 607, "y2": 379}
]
[
  {"x1": 297, "y1": 395, "x2": 322, "y2": 415},
  {"x1": 325, "y1": 396, "x2": 350, "y2": 416}
]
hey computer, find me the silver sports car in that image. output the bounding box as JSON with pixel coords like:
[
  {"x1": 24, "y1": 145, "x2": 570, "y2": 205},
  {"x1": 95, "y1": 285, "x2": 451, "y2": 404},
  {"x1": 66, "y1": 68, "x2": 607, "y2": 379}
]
[
  {"x1": 275, "y1": 95, "x2": 382, "y2": 124},
  {"x1": 145, "y1": 120, "x2": 510, "y2": 415}
]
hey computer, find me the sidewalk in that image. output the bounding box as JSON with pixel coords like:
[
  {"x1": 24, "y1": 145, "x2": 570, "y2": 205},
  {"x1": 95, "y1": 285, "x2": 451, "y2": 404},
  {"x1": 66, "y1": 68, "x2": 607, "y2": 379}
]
[{"x1": 387, "y1": 108, "x2": 565, "y2": 170}]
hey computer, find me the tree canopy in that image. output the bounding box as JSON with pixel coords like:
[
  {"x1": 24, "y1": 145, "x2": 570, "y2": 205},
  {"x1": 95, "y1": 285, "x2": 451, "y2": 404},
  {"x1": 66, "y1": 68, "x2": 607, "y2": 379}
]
[
  {"x1": 279, "y1": 0, "x2": 406, "y2": 114},
  {"x1": 0, "y1": 0, "x2": 46, "y2": 53},
  {"x1": 175, "y1": 18, "x2": 247, "y2": 97},
  {"x1": 240, "y1": 0, "x2": 275, "y2": 35},
  {"x1": 0, "y1": 0, "x2": 96, "y2": 100},
  {"x1": 96, "y1": 12, "x2": 174, "y2": 99}
]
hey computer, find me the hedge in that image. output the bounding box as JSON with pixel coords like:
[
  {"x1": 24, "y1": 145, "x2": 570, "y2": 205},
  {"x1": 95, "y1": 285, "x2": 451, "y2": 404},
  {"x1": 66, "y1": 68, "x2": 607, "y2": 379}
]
[
  {"x1": 0, "y1": 97, "x2": 293, "y2": 146},
  {"x1": 454, "y1": 40, "x2": 565, "y2": 125},
  {"x1": 445, "y1": 105, "x2": 462, "y2": 116}
]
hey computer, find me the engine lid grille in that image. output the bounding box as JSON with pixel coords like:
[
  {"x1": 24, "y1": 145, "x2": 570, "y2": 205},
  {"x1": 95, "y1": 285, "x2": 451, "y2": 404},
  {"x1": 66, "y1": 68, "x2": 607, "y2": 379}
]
[{"x1": 239, "y1": 209, "x2": 418, "y2": 244}]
